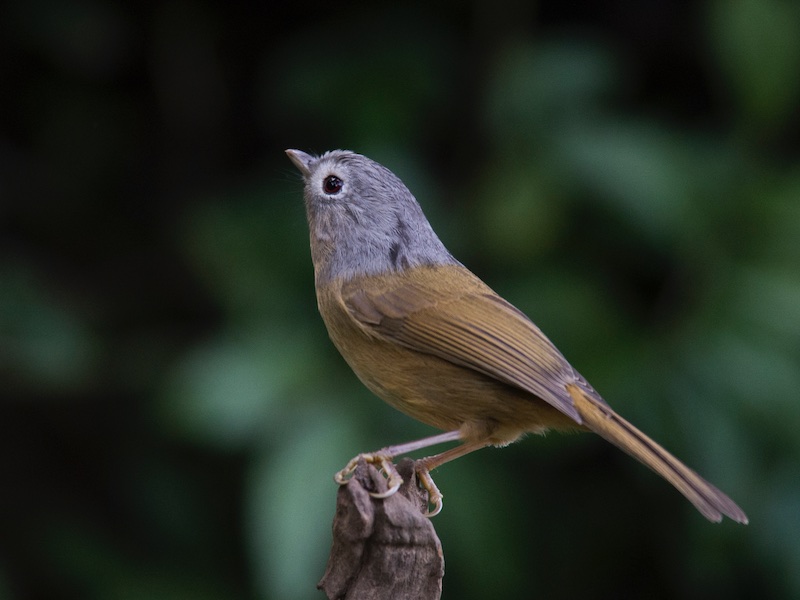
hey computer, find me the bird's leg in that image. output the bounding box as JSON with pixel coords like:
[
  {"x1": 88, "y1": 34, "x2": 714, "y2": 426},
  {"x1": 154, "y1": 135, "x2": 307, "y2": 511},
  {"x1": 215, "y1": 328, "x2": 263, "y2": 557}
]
[
  {"x1": 334, "y1": 430, "x2": 463, "y2": 498},
  {"x1": 415, "y1": 439, "x2": 492, "y2": 517}
]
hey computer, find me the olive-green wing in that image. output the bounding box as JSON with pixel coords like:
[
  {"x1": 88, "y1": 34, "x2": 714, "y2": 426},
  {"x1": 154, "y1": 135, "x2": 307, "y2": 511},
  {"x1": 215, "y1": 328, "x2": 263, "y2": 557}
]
[{"x1": 343, "y1": 274, "x2": 583, "y2": 424}]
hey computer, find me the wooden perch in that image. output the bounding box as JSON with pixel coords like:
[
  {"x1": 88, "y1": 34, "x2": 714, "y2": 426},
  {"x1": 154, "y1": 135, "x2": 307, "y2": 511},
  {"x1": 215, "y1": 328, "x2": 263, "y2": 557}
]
[{"x1": 318, "y1": 458, "x2": 444, "y2": 600}]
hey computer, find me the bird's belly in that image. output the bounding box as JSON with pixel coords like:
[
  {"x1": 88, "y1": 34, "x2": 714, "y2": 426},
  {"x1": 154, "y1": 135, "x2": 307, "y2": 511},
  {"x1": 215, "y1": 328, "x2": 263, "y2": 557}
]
[{"x1": 333, "y1": 329, "x2": 575, "y2": 445}]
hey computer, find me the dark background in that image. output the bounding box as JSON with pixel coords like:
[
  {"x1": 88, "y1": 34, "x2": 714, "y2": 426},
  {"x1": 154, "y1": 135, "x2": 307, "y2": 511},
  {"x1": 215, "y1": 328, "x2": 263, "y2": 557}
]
[{"x1": 2, "y1": 1, "x2": 799, "y2": 598}]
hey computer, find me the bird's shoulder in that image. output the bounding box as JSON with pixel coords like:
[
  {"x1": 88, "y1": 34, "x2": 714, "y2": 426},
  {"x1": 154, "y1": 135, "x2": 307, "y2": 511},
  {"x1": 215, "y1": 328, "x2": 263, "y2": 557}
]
[{"x1": 339, "y1": 264, "x2": 506, "y2": 323}]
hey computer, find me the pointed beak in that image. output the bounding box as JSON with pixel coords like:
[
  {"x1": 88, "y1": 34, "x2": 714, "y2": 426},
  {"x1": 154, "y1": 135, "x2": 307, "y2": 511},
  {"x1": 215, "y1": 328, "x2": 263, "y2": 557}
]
[{"x1": 285, "y1": 149, "x2": 313, "y2": 178}]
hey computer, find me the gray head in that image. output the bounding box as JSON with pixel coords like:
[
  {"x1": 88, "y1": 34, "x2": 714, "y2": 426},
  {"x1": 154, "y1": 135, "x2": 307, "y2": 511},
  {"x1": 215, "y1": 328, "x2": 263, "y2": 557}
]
[{"x1": 286, "y1": 149, "x2": 457, "y2": 283}]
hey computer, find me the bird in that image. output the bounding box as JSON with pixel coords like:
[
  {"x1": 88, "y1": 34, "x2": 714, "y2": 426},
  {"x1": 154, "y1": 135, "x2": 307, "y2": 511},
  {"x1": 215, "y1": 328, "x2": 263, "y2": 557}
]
[{"x1": 286, "y1": 148, "x2": 748, "y2": 524}]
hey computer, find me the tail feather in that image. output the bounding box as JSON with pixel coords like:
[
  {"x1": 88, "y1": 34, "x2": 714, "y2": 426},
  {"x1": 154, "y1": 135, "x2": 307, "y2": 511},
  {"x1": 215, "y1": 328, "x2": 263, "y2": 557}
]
[{"x1": 567, "y1": 384, "x2": 748, "y2": 524}]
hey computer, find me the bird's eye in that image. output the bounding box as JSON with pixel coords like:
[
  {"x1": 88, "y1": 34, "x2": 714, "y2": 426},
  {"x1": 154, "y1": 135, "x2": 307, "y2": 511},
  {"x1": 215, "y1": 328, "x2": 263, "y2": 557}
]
[{"x1": 323, "y1": 175, "x2": 343, "y2": 195}]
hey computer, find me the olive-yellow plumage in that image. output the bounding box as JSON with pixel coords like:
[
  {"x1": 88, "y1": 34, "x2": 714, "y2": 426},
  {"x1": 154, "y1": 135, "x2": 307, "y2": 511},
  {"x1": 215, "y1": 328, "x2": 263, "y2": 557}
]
[{"x1": 287, "y1": 148, "x2": 748, "y2": 524}]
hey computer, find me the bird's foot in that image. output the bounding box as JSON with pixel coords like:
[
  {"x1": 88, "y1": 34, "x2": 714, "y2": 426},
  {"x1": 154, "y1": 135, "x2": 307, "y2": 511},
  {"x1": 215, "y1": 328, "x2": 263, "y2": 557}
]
[
  {"x1": 334, "y1": 452, "x2": 403, "y2": 499},
  {"x1": 415, "y1": 462, "x2": 444, "y2": 517}
]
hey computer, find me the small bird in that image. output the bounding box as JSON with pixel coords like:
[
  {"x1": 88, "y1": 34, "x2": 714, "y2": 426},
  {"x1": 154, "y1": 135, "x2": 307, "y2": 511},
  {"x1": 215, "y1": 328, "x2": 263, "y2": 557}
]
[{"x1": 286, "y1": 148, "x2": 748, "y2": 523}]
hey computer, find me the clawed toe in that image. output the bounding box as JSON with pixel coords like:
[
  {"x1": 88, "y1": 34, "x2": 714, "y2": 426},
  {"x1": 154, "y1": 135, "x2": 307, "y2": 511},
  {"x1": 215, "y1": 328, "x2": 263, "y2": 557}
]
[
  {"x1": 415, "y1": 464, "x2": 444, "y2": 517},
  {"x1": 334, "y1": 453, "x2": 404, "y2": 498}
]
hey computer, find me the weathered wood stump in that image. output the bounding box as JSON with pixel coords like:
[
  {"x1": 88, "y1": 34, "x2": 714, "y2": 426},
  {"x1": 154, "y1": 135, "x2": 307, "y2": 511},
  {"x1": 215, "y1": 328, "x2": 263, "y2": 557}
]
[{"x1": 318, "y1": 458, "x2": 444, "y2": 600}]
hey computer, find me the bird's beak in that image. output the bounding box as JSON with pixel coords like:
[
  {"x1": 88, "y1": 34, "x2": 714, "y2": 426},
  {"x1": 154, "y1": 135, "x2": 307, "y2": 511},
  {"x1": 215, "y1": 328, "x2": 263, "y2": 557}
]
[{"x1": 285, "y1": 149, "x2": 313, "y2": 178}]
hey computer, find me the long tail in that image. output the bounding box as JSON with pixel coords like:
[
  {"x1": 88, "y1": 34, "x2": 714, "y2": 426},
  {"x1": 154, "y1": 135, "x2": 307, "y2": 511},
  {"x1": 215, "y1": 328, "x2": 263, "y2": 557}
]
[{"x1": 566, "y1": 384, "x2": 748, "y2": 524}]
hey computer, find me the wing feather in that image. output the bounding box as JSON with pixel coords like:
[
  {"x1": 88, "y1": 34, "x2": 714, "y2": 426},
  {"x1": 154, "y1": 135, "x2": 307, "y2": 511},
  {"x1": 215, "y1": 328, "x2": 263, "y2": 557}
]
[{"x1": 344, "y1": 273, "x2": 583, "y2": 423}]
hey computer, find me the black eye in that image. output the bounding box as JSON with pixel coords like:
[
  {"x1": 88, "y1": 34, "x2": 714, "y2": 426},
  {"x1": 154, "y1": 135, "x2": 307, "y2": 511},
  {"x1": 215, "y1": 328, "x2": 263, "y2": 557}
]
[{"x1": 323, "y1": 175, "x2": 343, "y2": 195}]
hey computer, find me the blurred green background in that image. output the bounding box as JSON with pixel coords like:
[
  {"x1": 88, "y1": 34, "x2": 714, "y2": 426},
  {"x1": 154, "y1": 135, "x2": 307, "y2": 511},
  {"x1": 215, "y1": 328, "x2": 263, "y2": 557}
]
[{"x1": 2, "y1": 0, "x2": 799, "y2": 598}]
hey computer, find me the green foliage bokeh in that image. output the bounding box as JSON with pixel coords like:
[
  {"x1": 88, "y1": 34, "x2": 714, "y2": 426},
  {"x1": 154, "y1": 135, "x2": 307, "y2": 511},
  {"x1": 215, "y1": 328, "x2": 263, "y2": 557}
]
[{"x1": 2, "y1": 1, "x2": 799, "y2": 599}]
